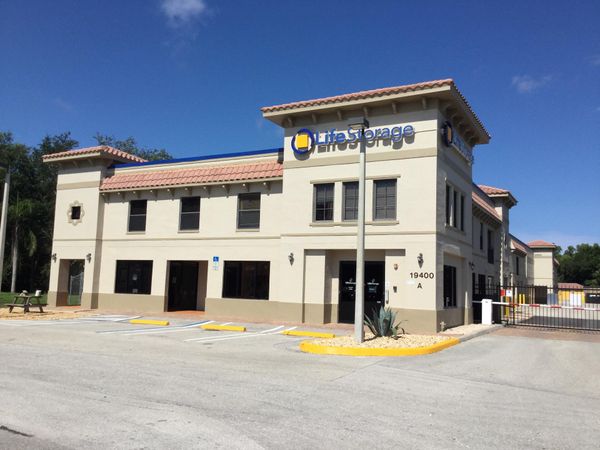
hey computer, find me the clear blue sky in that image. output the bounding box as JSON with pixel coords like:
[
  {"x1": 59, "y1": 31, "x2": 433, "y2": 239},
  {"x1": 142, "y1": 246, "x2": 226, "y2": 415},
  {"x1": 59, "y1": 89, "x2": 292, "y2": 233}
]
[{"x1": 1, "y1": 0, "x2": 599, "y2": 248}]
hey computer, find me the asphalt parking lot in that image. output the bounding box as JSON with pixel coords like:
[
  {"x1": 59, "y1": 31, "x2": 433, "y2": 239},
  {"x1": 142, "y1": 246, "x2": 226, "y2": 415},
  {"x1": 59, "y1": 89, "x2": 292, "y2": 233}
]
[{"x1": 1, "y1": 316, "x2": 599, "y2": 449}]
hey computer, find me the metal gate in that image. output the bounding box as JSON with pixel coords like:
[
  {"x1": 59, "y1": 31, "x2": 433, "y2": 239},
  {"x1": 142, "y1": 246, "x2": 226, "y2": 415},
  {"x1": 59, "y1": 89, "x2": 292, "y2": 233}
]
[{"x1": 474, "y1": 284, "x2": 600, "y2": 332}]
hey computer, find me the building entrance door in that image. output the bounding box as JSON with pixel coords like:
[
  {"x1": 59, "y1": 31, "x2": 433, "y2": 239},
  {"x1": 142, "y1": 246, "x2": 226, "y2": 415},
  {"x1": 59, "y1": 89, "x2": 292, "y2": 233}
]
[
  {"x1": 338, "y1": 261, "x2": 385, "y2": 324},
  {"x1": 67, "y1": 260, "x2": 84, "y2": 306},
  {"x1": 168, "y1": 261, "x2": 199, "y2": 311}
]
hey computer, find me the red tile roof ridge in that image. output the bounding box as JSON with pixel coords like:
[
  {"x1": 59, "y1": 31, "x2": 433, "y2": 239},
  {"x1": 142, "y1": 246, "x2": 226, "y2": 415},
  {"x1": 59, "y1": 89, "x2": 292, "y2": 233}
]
[
  {"x1": 472, "y1": 189, "x2": 501, "y2": 223},
  {"x1": 261, "y1": 79, "x2": 454, "y2": 113},
  {"x1": 42, "y1": 145, "x2": 147, "y2": 163},
  {"x1": 527, "y1": 240, "x2": 557, "y2": 248},
  {"x1": 478, "y1": 184, "x2": 511, "y2": 195},
  {"x1": 261, "y1": 79, "x2": 489, "y2": 138}
]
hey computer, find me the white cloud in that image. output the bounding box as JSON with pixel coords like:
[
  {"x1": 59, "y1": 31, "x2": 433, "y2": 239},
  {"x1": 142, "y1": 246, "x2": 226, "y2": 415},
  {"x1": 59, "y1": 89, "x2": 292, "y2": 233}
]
[
  {"x1": 511, "y1": 74, "x2": 552, "y2": 94},
  {"x1": 53, "y1": 97, "x2": 74, "y2": 112},
  {"x1": 160, "y1": 0, "x2": 207, "y2": 27}
]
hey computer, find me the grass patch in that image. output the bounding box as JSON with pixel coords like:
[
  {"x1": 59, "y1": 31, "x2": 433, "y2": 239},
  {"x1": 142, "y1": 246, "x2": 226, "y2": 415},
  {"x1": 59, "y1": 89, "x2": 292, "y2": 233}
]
[{"x1": 0, "y1": 292, "x2": 48, "y2": 306}]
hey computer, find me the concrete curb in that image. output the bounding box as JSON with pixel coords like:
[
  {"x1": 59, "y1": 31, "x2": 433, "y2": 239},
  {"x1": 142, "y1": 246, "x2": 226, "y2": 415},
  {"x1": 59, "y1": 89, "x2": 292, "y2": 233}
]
[
  {"x1": 455, "y1": 325, "x2": 503, "y2": 343},
  {"x1": 129, "y1": 319, "x2": 170, "y2": 326},
  {"x1": 299, "y1": 337, "x2": 460, "y2": 357},
  {"x1": 282, "y1": 330, "x2": 336, "y2": 339},
  {"x1": 201, "y1": 324, "x2": 246, "y2": 332}
]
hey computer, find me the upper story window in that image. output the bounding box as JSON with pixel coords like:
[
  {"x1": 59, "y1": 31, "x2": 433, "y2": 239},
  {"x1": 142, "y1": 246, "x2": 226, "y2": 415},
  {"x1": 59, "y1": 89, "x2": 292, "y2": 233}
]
[
  {"x1": 314, "y1": 183, "x2": 334, "y2": 221},
  {"x1": 445, "y1": 185, "x2": 451, "y2": 225},
  {"x1": 71, "y1": 206, "x2": 81, "y2": 221},
  {"x1": 342, "y1": 182, "x2": 358, "y2": 221},
  {"x1": 180, "y1": 196, "x2": 200, "y2": 231},
  {"x1": 452, "y1": 190, "x2": 458, "y2": 228},
  {"x1": 460, "y1": 194, "x2": 465, "y2": 231},
  {"x1": 374, "y1": 179, "x2": 397, "y2": 220},
  {"x1": 479, "y1": 221, "x2": 484, "y2": 250},
  {"x1": 445, "y1": 184, "x2": 464, "y2": 230},
  {"x1": 128, "y1": 200, "x2": 147, "y2": 232},
  {"x1": 487, "y1": 229, "x2": 494, "y2": 264},
  {"x1": 237, "y1": 193, "x2": 261, "y2": 229},
  {"x1": 516, "y1": 255, "x2": 520, "y2": 275}
]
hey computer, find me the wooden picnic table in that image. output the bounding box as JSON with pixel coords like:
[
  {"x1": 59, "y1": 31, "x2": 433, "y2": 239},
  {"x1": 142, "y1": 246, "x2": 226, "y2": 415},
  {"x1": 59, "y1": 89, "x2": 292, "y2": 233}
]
[{"x1": 6, "y1": 294, "x2": 46, "y2": 313}]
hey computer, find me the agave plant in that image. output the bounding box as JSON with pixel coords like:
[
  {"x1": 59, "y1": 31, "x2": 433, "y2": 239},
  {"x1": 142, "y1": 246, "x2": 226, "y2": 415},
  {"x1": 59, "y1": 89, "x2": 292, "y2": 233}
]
[{"x1": 364, "y1": 306, "x2": 405, "y2": 338}]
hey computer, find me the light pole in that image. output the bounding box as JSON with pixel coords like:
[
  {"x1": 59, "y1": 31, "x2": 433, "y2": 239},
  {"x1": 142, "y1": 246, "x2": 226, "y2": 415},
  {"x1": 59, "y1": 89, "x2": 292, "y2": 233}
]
[
  {"x1": 348, "y1": 118, "x2": 369, "y2": 343},
  {"x1": 0, "y1": 163, "x2": 10, "y2": 292}
]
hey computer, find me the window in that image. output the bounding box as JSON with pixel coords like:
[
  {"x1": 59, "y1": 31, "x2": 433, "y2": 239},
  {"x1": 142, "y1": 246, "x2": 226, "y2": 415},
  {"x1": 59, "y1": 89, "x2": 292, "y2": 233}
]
[
  {"x1": 180, "y1": 196, "x2": 200, "y2": 231},
  {"x1": 374, "y1": 179, "x2": 397, "y2": 220},
  {"x1": 487, "y1": 229, "x2": 494, "y2": 264},
  {"x1": 222, "y1": 261, "x2": 270, "y2": 300},
  {"x1": 445, "y1": 185, "x2": 451, "y2": 225},
  {"x1": 452, "y1": 190, "x2": 458, "y2": 228},
  {"x1": 477, "y1": 274, "x2": 486, "y2": 295},
  {"x1": 443, "y1": 265, "x2": 457, "y2": 308},
  {"x1": 516, "y1": 256, "x2": 520, "y2": 276},
  {"x1": 237, "y1": 193, "x2": 261, "y2": 229},
  {"x1": 128, "y1": 200, "x2": 147, "y2": 232},
  {"x1": 71, "y1": 206, "x2": 81, "y2": 221},
  {"x1": 342, "y1": 182, "x2": 358, "y2": 221},
  {"x1": 460, "y1": 194, "x2": 465, "y2": 231},
  {"x1": 479, "y1": 222, "x2": 484, "y2": 250},
  {"x1": 314, "y1": 183, "x2": 334, "y2": 221},
  {"x1": 115, "y1": 260, "x2": 153, "y2": 294}
]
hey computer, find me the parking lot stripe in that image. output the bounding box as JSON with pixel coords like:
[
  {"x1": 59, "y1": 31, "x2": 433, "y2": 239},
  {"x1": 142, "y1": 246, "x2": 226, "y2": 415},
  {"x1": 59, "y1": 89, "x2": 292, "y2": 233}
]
[
  {"x1": 97, "y1": 320, "x2": 212, "y2": 335},
  {"x1": 185, "y1": 326, "x2": 292, "y2": 344},
  {"x1": 119, "y1": 321, "x2": 216, "y2": 336}
]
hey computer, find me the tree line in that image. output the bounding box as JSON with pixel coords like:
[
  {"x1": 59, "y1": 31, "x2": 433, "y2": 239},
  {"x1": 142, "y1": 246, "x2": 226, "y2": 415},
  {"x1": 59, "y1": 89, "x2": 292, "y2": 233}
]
[{"x1": 0, "y1": 131, "x2": 171, "y2": 293}]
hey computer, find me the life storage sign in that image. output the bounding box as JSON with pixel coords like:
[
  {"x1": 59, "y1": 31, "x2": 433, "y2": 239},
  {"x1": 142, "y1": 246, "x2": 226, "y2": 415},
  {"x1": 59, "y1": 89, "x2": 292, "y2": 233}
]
[{"x1": 291, "y1": 125, "x2": 415, "y2": 155}]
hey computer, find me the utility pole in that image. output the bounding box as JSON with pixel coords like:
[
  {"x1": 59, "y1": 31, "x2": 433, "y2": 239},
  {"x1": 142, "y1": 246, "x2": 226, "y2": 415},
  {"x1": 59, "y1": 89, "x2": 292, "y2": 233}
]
[
  {"x1": 348, "y1": 118, "x2": 369, "y2": 343},
  {"x1": 0, "y1": 164, "x2": 10, "y2": 292}
]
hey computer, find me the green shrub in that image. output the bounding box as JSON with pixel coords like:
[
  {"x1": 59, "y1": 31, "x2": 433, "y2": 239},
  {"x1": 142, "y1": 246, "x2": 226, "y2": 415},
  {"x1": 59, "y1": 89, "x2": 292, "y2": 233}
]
[{"x1": 364, "y1": 306, "x2": 405, "y2": 338}]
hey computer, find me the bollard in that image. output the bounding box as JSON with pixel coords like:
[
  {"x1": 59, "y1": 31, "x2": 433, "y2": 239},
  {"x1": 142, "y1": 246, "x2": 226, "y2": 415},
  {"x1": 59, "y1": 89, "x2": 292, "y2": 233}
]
[{"x1": 481, "y1": 298, "x2": 493, "y2": 325}]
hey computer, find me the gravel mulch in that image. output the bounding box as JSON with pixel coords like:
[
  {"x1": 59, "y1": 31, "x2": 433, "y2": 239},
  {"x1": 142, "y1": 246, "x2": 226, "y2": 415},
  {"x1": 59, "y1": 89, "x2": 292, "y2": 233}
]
[
  {"x1": 310, "y1": 333, "x2": 453, "y2": 348},
  {"x1": 0, "y1": 309, "x2": 92, "y2": 321}
]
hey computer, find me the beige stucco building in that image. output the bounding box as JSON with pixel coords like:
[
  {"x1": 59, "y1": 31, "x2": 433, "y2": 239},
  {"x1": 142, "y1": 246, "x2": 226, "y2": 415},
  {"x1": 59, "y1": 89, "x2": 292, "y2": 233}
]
[{"x1": 43, "y1": 79, "x2": 556, "y2": 333}]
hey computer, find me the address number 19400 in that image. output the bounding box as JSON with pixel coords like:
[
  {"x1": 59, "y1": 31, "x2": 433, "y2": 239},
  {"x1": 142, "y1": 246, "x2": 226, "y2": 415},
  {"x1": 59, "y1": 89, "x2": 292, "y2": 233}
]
[{"x1": 410, "y1": 272, "x2": 435, "y2": 279}]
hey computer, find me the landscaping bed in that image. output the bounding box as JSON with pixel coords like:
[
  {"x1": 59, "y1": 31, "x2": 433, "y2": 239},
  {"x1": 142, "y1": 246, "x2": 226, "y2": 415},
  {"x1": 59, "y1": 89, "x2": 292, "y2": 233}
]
[
  {"x1": 300, "y1": 333, "x2": 459, "y2": 356},
  {"x1": 311, "y1": 333, "x2": 452, "y2": 348},
  {"x1": 0, "y1": 308, "x2": 91, "y2": 321}
]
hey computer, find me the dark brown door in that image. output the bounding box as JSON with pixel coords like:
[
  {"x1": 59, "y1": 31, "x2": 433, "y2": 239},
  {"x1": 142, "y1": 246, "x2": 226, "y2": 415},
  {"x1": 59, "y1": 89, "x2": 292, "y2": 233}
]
[
  {"x1": 168, "y1": 261, "x2": 199, "y2": 311},
  {"x1": 338, "y1": 261, "x2": 385, "y2": 323}
]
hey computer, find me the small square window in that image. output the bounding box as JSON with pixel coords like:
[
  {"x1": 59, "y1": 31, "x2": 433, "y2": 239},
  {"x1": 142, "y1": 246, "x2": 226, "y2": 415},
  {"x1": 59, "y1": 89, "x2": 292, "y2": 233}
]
[{"x1": 71, "y1": 206, "x2": 81, "y2": 221}]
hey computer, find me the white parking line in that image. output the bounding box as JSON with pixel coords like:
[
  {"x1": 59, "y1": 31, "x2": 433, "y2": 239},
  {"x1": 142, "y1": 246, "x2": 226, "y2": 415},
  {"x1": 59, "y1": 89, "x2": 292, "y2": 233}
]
[
  {"x1": 113, "y1": 321, "x2": 215, "y2": 336},
  {"x1": 78, "y1": 315, "x2": 142, "y2": 322},
  {"x1": 185, "y1": 325, "x2": 291, "y2": 344},
  {"x1": 97, "y1": 320, "x2": 212, "y2": 335}
]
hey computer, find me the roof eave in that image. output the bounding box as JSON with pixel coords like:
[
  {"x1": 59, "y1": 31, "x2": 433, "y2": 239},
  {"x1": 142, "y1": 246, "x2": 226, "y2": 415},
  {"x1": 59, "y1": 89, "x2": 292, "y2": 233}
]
[
  {"x1": 99, "y1": 176, "x2": 284, "y2": 193},
  {"x1": 43, "y1": 151, "x2": 139, "y2": 165}
]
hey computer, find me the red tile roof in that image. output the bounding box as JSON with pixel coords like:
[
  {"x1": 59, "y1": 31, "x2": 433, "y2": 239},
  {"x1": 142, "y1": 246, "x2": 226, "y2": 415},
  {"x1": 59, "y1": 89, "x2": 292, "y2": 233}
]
[
  {"x1": 478, "y1": 184, "x2": 510, "y2": 195},
  {"x1": 261, "y1": 79, "x2": 489, "y2": 138},
  {"x1": 528, "y1": 240, "x2": 557, "y2": 248},
  {"x1": 42, "y1": 146, "x2": 147, "y2": 163},
  {"x1": 100, "y1": 160, "x2": 283, "y2": 191},
  {"x1": 472, "y1": 189, "x2": 501, "y2": 223},
  {"x1": 510, "y1": 235, "x2": 530, "y2": 255}
]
